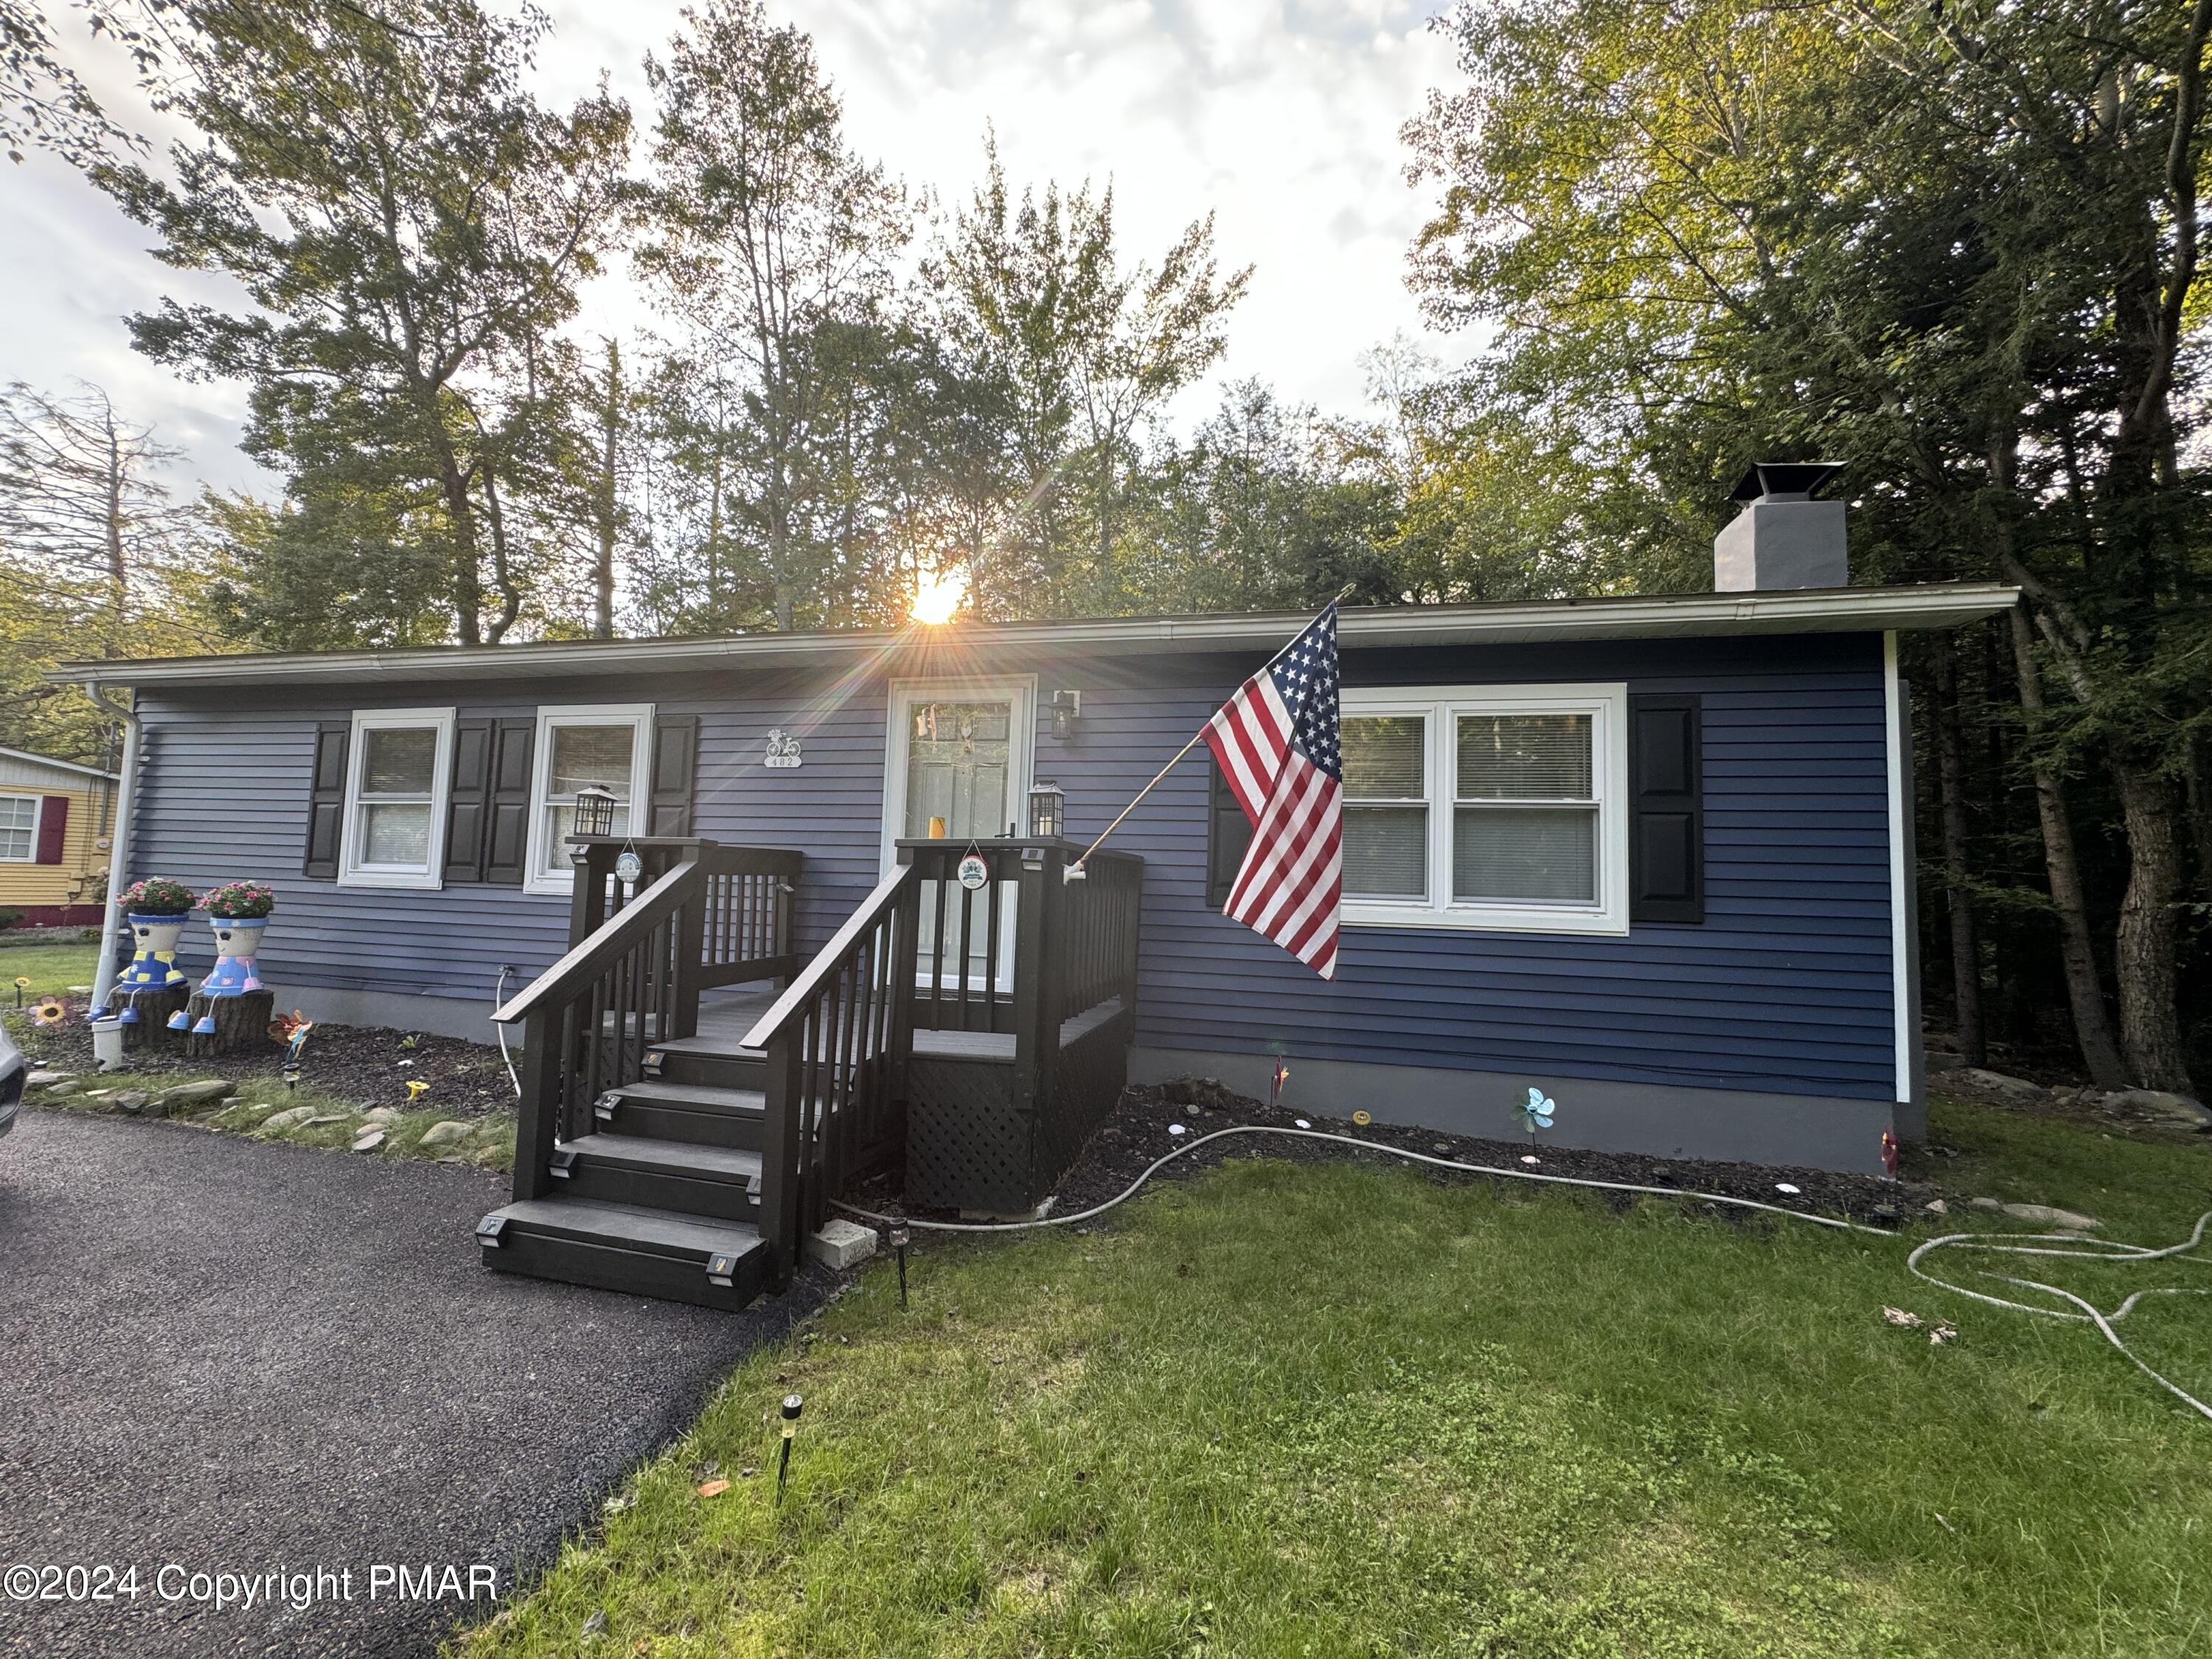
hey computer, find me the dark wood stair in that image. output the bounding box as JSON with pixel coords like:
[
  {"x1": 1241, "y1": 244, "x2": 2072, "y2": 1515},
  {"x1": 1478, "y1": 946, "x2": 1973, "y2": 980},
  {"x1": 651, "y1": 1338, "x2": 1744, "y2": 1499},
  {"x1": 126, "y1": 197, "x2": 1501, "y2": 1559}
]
[{"x1": 476, "y1": 1196, "x2": 770, "y2": 1310}]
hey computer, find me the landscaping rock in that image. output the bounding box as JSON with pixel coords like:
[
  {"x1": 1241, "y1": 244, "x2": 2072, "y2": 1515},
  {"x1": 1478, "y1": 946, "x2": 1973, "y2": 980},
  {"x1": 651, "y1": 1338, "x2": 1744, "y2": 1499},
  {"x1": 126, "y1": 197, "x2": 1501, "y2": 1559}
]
[
  {"x1": 364, "y1": 1106, "x2": 403, "y2": 1127},
  {"x1": 805, "y1": 1218, "x2": 877, "y2": 1270},
  {"x1": 351, "y1": 1130, "x2": 386, "y2": 1153},
  {"x1": 154, "y1": 1079, "x2": 236, "y2": 1114},
  {"x1": 1924, "y1": 1199, "x2": 1948, "y2": 1215},
  {"x1": 26, "y1": 1069, "x2": 69, "y2": 1088},
  {"x1": 1955, "y1": 1068, "x2": 2043, "y2": 1104},
  {"x1": 418, "y1": 1119, "x2": 474, "y2": 1147},
  {"x1": 2101, "y1": 1089, "x2": 2211, "y2": 1128},
  {"x1": 260, "y1": 1105, "x2": 316, "y2": 1132},
  {"x1": 38, "y1": 1076, "x2": 83, "y2": 1096},
  {"x1": 1969, "y1": 1196, "x2": 2003, "y2": 1210},
  {"x1": 110, "y1": 1091, "x2": 150, "y2": 1115},
  {"x1": 1999, "y1": 1203, "x2": 2100, "y2": 1230},
  {"x1": 302, "y1": 1113, "x2": 349, "y2": 1127}
]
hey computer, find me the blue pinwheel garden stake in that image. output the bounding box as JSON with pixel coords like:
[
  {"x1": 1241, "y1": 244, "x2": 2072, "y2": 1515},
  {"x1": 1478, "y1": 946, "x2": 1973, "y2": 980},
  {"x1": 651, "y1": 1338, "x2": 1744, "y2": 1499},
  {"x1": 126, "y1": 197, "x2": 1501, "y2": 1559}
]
[{"x1": 1516, "y1": 1086, "x2": 1557, "y2": 1158}]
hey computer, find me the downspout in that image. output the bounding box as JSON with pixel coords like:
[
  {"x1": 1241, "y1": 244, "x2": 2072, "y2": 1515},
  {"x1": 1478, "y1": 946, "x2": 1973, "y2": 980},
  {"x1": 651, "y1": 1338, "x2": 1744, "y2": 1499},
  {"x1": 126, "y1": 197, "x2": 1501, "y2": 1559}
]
[{"x1": 83, "y1": 682, "x2": 141, "y2": 1019}]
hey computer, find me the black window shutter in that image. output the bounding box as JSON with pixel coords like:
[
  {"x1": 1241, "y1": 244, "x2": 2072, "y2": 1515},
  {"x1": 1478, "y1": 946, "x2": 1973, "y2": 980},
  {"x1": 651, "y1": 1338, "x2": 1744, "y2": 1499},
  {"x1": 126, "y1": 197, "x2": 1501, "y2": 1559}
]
[
  {"x1": 304, "y1": 720, "x2": 349, "y2": 879},
  {"x1": 650, "y1": 714, "x2": 700, "y2": 836},
  {"x1": 1629, "y1": 693, "x2": 1703, "y2": 924},
  {"x1": 1204, "y1": 752, "x2": 1255, "y2": 910},
  {"x1": 483, "y1": 717, "x2": 537, "y2": 886},
  {"x1": 443, "y1": 719, "x2": 493, "y2": 883}
]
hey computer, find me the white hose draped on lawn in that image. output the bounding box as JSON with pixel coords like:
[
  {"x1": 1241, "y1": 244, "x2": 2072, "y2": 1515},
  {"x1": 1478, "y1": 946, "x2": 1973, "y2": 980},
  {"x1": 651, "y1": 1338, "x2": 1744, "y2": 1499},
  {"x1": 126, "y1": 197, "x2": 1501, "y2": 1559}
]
[{"x1": 833, "y1": 1122, "x2": 2212, "y2": 1424}]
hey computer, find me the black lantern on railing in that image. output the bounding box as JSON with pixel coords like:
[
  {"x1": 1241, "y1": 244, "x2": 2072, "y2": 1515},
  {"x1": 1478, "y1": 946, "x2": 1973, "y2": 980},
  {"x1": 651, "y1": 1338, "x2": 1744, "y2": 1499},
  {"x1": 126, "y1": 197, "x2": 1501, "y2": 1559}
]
[
  {"x1": 572, "y1": 782, "x2": 618, "y2": 839},
  {"x1": 1028, "y1": 781, "x2": 1065, "y2": 840}
]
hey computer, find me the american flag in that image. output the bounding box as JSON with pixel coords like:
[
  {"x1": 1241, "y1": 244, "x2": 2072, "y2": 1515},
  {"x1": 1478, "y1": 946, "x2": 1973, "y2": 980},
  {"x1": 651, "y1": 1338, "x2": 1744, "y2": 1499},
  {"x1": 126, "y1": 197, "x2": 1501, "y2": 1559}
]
[{"x1": 1203, "y1": 604, "x2": 1343, "y2": 978}]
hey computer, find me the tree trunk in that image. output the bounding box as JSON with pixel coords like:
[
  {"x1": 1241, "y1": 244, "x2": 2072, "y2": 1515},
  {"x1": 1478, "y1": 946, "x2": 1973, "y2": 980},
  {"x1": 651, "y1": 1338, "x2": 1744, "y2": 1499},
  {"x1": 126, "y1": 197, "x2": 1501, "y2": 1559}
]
[
  {"x1": 2188, "y1": 734, "x2": 2212, "y2": 902},
  {"x1": 2111, "y1": 763, "x2": 2194, "y2": 1093},
  {"x1": 1930, "y1": 640, "x2": 1985, "y2": 1065},
  {"x1": 595, "y1": 338, "x2": 620, "y2": 641},
  {"x1": 2006, "y1": 607, "x2": 2126, "y2": 1085}
]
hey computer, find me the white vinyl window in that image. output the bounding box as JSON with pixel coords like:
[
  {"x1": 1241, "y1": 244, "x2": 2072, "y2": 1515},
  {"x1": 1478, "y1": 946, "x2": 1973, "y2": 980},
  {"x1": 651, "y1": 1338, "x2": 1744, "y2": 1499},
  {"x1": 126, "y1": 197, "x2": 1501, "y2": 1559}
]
[
  {"x1": 523, "y1": 705, "x2": 655, "y2": 896},
  {"x1": 338, "y1": 709, "x2": 456, "y2": 889},
  {"x1": 0, "y1": 795, "x2": 38, "y2": 861},
  {"x1": 1340, "y1": 684, "x2": 1629, "y2": 934}
]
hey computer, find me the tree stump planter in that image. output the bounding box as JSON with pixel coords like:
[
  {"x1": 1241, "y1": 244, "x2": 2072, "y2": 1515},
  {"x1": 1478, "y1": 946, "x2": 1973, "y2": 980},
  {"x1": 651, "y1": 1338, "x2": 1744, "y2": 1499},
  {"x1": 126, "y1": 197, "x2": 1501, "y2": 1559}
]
[
  {"x1": 182, "y1": 989, "x2": 276, "y2": 1058},
  {"x1": 117, "y1": 985, "x2": 189, "y2": 1051}
]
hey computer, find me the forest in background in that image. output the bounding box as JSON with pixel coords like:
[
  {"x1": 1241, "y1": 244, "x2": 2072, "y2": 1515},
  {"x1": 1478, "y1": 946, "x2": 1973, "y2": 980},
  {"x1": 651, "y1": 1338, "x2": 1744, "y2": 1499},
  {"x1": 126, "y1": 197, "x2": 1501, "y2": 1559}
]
[{"x1": 1, "y1": 0, "x2": 2206, "y2": 1090}]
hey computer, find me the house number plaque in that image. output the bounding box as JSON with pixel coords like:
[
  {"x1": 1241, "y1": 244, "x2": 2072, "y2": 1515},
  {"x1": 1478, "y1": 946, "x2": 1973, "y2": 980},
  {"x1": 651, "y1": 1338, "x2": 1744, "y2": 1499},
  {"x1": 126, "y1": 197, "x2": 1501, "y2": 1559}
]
[{"x1": 764, "y1": 729, "x2": 801, "y2": 769}]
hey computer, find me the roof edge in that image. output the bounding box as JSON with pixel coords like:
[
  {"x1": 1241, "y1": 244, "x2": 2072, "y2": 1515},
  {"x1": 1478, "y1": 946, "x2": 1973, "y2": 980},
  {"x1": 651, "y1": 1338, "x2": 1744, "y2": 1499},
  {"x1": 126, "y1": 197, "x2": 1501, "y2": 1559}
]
[
  {"x1": 0, "y1": 744, "x2": 121, "y2": 782},
  {"x1": 50, "y1": 583, "x2": 2021, "y2": 690}
]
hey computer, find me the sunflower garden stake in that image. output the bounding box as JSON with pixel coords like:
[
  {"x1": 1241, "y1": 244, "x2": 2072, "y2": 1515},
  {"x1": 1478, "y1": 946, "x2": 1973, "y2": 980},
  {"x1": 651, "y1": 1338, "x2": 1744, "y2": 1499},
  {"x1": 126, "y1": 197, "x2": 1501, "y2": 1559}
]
[{"x1": 1516, "y1": 1086, "x2": 1557, "y2": 1163}]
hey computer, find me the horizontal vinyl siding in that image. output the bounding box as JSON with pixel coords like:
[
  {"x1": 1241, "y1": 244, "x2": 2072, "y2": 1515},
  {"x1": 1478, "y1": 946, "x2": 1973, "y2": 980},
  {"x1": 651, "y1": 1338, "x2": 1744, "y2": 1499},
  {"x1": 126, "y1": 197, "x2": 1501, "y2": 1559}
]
[
  {"x1": 1046, "y1": 635, "x2": 1898, "y2": 1102},
  {"x1": 130, "y1": 674, "x2": 897, "y2": 1008},
  {"x1": 132, "y1": 631, "x2": 1896, "y2": 1101}
]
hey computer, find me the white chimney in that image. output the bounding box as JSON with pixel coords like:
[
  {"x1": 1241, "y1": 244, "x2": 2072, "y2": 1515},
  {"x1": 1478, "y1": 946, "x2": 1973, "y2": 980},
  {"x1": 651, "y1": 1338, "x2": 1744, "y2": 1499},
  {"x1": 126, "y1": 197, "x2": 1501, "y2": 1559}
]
[{"x1": 1714, "y1": 462, "x2": 1847, "y2": 591}]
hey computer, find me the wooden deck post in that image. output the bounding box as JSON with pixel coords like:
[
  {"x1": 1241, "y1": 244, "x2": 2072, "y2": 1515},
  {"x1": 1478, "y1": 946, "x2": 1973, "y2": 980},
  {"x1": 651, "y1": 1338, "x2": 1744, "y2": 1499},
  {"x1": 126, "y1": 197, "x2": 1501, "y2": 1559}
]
[{"x1": 512, "y1": 1008, "x2": 562, "y2": 1203}]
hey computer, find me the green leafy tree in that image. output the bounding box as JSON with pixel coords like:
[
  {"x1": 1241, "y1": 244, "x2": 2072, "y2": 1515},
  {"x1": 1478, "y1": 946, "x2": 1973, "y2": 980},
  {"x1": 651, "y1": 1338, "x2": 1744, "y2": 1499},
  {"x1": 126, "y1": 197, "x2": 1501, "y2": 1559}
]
[
  {"x1": 638, "y1": 0, "x2": 909, "y2": 632},
  {"x1": 100, "y1": 0, "x2": 631, "y2": 647},
  {"x1": 926, "y1": 136, "x2": 1252, "y2": 616},
  {"x1": 1405, "y1": 0, "x2": 2212, "y2": 1088}
]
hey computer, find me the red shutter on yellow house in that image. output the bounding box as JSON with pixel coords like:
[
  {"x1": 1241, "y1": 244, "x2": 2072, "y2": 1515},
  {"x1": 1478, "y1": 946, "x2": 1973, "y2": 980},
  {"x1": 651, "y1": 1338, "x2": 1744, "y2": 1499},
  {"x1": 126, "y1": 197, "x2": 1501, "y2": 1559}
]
[{"x1": 35, "y1": 795, "x2": 67, "y2": 863}]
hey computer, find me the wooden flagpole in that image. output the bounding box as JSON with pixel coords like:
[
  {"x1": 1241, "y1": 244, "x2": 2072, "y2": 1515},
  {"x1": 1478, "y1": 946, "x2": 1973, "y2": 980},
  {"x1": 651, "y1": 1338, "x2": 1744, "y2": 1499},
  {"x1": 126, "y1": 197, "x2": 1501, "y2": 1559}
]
[{"x1": 1065, "y1": 584, "x2": 1357, "y2": 880}]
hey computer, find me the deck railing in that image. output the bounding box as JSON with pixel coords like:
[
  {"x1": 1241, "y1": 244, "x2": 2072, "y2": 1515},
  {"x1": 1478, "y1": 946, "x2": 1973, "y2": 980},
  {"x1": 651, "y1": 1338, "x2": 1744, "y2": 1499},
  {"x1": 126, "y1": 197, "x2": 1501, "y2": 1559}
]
[
  {"x1": 495, "y1": 839, "x2": 802, "y2": 1201},
  {"x1": 745, "y1": 838, "x2": 1141, "y2": 1287},
  {"x1": 742, "y1": 866, "x2": 919, "y2": 1282}
]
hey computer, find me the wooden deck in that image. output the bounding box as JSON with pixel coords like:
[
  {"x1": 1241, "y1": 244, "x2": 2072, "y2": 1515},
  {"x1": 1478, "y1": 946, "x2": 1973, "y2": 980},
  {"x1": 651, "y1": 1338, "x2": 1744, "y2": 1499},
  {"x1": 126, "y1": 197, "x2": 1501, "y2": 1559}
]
[{"x1": 678, "y1": 985, "x2": 1126, "y2": 1064}]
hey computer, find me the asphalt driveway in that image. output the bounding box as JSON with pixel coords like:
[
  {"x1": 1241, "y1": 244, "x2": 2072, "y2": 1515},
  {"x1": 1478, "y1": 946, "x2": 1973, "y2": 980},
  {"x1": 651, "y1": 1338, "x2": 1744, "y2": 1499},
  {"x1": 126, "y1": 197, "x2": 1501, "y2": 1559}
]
[{"x1": 0, "y1": 1107, "x2": 829, "y2": 1658}]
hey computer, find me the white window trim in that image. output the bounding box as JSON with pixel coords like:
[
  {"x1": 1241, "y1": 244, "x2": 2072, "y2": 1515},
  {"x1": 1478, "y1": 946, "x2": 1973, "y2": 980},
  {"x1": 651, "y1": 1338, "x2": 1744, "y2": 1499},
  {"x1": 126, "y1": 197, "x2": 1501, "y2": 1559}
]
[
  {"x1": 1340, "y1": 682, "x2": 1630, "y2": 936},
  {"x1": 522, "y1": 703, "x2": 657, "y2": 897},
  {"x1": 337, "y1": 708, "x2": 456, "y2": 891},
  {"x1": 879, "y1": 676, "x2": 1037, "y2": 876},
  {"x1": 0, "y1": 792, "x2": 41, "y2": 863}
]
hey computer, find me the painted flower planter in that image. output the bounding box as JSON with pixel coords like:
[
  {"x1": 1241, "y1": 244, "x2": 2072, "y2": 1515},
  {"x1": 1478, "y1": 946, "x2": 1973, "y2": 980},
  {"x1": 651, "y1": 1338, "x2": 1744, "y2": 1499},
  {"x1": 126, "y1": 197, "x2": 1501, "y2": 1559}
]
[
  {"x1": 118, "y1": 914, "x2": 191, "y2": 990},
  {"x1": 201, "y1": 917, "x2": 268, "y2": 996},
  {"x1": 168, "y1": 915, "x2": 272, "y2": 1033}
]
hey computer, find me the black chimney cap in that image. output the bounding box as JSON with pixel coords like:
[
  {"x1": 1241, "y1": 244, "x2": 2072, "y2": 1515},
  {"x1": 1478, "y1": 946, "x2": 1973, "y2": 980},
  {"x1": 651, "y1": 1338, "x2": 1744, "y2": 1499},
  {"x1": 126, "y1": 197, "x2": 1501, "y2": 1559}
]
[{"x1": 1729, "y1": 461, "x2": 1845, "y2": 503}]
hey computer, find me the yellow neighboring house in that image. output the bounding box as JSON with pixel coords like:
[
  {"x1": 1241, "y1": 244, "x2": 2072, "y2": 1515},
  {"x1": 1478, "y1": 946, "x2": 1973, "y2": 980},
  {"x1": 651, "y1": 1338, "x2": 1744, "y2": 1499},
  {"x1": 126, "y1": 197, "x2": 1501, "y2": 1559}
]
[{"x1": 0, "y1": 745, "x2": 119, "y2": 928}]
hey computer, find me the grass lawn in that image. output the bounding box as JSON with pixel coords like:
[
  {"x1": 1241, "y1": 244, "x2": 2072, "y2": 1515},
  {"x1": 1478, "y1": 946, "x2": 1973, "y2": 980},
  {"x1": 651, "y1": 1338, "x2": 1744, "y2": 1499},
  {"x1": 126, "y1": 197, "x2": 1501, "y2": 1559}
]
[
  {"x1": 0, "y1": 942, "x2": 102, "y2": 1002},
  {"x1": 459, "y1": 1099, "x2": 2212, "y2": 1658}
]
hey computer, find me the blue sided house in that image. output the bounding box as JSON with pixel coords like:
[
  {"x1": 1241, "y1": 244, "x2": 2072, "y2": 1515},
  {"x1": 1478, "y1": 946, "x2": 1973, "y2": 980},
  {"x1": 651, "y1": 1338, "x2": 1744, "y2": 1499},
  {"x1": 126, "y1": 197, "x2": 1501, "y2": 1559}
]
[{"x1": 60, "y1": 467, "x2": 2018, "y2": 1306}]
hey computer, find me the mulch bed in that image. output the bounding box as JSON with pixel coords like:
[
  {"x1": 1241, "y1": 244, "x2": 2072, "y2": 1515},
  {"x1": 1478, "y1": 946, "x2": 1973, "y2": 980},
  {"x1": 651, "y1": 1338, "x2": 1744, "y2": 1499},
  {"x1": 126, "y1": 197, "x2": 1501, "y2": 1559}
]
[
  {"x1": 855, "y1": 1077, "x2": 1938, "y2": 1235},
  {"x1": 11, "y1": 1015, "x2": 518, "y2": 1116}
]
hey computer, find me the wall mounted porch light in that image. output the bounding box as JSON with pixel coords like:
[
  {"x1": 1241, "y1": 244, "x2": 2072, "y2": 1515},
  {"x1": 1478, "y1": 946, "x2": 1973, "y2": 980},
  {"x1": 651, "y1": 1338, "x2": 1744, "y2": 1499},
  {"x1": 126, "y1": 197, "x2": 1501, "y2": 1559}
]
[{"x1": 1050, "y1": 688, "x2": 1082, "y2": 740}]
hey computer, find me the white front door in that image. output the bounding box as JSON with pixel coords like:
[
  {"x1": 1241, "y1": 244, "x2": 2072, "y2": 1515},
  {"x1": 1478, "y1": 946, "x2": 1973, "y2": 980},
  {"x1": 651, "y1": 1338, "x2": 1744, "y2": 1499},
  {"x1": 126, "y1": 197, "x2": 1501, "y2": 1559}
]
[{"x1": 884, "y1": 678, "x2": 1036, "y2": 990}]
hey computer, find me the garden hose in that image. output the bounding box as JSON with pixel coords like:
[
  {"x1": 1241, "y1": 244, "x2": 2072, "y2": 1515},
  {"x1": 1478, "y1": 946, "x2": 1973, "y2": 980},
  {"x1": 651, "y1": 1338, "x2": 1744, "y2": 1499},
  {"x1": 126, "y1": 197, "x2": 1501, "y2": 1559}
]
[
  {"x1": 832, "y1": 1122, "x2": 2212, "y2": 1424},
  {"x1": 493, "y1": 966, "x2": 523, "y2": 1100}
]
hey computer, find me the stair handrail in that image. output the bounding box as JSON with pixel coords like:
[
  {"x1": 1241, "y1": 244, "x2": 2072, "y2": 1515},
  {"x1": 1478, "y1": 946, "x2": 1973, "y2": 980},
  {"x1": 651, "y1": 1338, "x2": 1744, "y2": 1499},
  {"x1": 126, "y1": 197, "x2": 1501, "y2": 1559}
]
[
  {"x1": 739, "y1": 863, "x2": 914, "y2": 1051},
  {"x1": 493, "y1": 857, "x2": 702, "y2": 1027},
  {"x1": 744, "y1": 862, "x2": 919, "y2": 1286}
]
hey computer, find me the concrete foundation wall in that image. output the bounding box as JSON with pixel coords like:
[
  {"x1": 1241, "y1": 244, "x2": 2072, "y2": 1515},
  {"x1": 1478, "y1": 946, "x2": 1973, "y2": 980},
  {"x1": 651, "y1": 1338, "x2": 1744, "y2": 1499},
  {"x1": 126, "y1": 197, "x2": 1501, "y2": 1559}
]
[{"x1": 1129, "y1": 1045, "x2": 1896, "y2": 1176}]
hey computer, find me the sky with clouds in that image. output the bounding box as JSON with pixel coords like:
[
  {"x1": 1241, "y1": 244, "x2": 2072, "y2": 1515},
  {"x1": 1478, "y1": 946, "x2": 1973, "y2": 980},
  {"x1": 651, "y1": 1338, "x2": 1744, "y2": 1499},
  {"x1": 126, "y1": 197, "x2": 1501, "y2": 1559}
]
[{"x1": 0, "y1": 1, "x2": 1465, "y2": 496}]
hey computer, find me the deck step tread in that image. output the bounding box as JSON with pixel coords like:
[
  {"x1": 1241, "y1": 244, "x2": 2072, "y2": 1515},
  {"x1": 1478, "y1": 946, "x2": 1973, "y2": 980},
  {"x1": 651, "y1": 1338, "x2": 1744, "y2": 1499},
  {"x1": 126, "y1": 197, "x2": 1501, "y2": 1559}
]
[
  {"x1": 490, "y1": 1197, "x2": 765, "y2": 1259},
  {"x1": 560, "y1": 1133, "x2": 760, "y2": 1182},
  {"x1": 651, "y1": 1036, "x2": 767, "y2": 1060},
  {"x1": 605, "y1": 1079, "x2": 765, "y2": 1113}
]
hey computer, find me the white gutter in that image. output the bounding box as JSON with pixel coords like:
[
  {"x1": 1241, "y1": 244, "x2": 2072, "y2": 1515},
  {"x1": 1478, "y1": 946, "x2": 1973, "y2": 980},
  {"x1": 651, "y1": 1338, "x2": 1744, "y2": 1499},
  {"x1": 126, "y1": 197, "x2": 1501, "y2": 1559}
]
[
  {"x1": 83, "y1": 683, "x2": 141, "y2": 1020},
  {"x1": 1882, "y1": 633, "x2": 1913, "y2": 1105},
  {"x1": 44, "y1": 583, "x2": 2023, "y2": 691}
]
